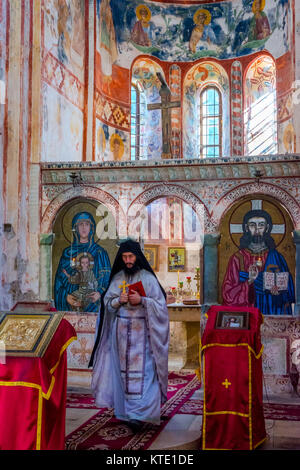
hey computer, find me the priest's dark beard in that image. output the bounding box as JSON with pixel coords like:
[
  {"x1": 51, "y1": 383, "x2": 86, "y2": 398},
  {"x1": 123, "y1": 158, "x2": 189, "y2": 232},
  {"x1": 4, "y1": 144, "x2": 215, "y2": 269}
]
[{"x1": 123, "y1": 263, "x2": 140, "y2": 275}]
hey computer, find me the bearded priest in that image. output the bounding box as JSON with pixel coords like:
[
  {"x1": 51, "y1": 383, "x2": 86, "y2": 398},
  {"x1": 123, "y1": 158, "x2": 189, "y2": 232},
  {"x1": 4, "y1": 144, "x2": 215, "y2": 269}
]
[{"x1": 89, "y1": 239, "x2": 169, "y2": 432}]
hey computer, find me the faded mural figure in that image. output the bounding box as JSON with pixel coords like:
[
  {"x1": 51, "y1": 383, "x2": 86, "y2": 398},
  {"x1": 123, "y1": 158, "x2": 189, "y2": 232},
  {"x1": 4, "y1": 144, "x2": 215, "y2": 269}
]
[
  {"x1": 189, "y1": 9, "x2": 216, "y2": 54},
  {"x1": 71, "y1": 0, "x2": 85, "y2": 58},
  {"x1": 131, "y1": 4, "x2": 153, "y2": 47},
  {"x1": 54, "y1": 212, "x2": 111, "y2": 312},
  {"x1": 110, "y1": 134, "x2": 124, "y2": 161},
  {"x1": 97, "y1": 126, "x2": 107, "y2": 161},
  {"x1": 98, "y1": 0, "x2": 118, "y2": 82},
  {"x1": 222, "y1": 209, "x2": 295, "y2": 315},
  {"x1": 57, "y1": 0, "x2": 72, "y2": 63},
  {"x1": 249, "y1": 0, "x2": 271, "y2": 41}
]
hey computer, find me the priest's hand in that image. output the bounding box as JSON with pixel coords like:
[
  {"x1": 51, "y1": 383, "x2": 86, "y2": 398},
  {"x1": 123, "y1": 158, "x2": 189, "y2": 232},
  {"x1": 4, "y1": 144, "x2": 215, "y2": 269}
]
[
  {"x1": 87, "y1": 291, "x2": 101, "y2": 303},
  {"x1": 128, "y1": 290, "x2": 141, "y2": 305},
  {"x1": 120, "y1": 292, "x2": 129, "y2": 304}
]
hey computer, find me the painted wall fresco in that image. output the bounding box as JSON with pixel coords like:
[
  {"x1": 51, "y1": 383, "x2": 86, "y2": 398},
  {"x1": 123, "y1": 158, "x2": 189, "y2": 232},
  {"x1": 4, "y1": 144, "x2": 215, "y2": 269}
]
[
  {"x1": 95, "y1": 118, "x2": 129, "y2": 161},
  {"x1": 99, "y1": 0, "x2": 292, "y2": 67},
  {"x1": 0, "y1": 0, "x2": 8, "y2": 309},
  {"x1": 43, "y1": 0, "x2": 86, "y2": 82},
  {"x1": 0, "y1": 0, "x2": 7, "y2": 160},
  {"x1": 42, "y1": 82, "x2": 83, "y2": 162},
  {"x1": 95, "y1": 0, "x2": 295, "y2": 161},
  {"x1": 52, "y1": 199, "x2": 119, "y2": 312},
  {"x1": 219, "y1": 197, "x2": 296, "y2": 315},
  {"x1": 42, "y1": 0, "x2": 86, "y2": 162},
  {"x1": 244, "y1": 55, "x2": 277, "y2": 156},
  {"x1": 183, "y1": 61, "x2": 230, "y2": 159}
]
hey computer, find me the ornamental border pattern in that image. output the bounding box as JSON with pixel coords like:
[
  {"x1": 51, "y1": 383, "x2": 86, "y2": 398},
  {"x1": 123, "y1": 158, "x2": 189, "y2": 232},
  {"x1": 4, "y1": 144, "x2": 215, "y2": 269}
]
[{"x1": 41, "y1": 185, "x2": 127, "y2": 233}]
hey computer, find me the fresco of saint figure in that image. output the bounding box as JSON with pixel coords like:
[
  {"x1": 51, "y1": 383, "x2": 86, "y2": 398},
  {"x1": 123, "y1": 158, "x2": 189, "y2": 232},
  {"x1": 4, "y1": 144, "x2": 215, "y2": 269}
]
[
  {"x1": 222, "y1": 209, "x2": 295, "y2": 315},
  {"x1": 131, "y1": 4, "x2": 153, "y2": 47},
  {"x1": 249, "y1": 0, "x2": 271, "y2": 41},
  {"x1": 110, "y1": 134, "x2": 124, "y2": 161},
  {"x1": 189, "y1": 9, "x2": 216, "y2": 54},
  {"x1": 54, "y1": 212, "x2": 111, "y2": 312},
  {"x1": 57, "y1": 0, "x2": 72, "y2": 63},
  {"x1": 98, "y1": 0, "x2": 118, "y2": 79}
]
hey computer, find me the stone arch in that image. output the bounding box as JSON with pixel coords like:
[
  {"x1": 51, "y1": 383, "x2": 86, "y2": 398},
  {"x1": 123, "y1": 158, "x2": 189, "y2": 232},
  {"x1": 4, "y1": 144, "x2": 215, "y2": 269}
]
[
  {"x1": 41, "y1": 185, "x2": 126, "y2": 234},
  {"x1": 211, "y1": 182, "x2": 300, "y2": 230},
  {"x1": 127, "y1": 183, "x2": 211, "y2": 233}
]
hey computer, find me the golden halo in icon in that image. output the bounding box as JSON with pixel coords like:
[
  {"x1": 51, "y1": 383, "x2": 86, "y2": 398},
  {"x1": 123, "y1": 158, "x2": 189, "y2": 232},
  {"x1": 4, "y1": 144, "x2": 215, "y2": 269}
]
[
  {"x1": 136, "y1": 4, "x2": 151, "y2": 22},
  {"x1": 193, "y1": 8, "x2": 211, "y2": 26}
]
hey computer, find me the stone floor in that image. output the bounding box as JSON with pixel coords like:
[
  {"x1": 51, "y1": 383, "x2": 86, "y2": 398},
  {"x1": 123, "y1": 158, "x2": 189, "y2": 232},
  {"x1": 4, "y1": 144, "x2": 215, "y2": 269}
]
[{"x1": 66, "y1": 382, "x2": 300, "y2": 451}]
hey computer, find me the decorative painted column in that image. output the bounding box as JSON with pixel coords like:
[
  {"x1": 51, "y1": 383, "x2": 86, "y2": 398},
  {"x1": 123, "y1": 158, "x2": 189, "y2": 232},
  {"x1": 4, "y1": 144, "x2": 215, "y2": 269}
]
[
  {"x1": 39, "y1": 233, "x2": 54, "y2": 301},
  {"x1": 203, "y1": 233, "x2": 221, "y2": 307},
  {"x1": 293, "y1": 230, "x2": 300, "y2": 316}
]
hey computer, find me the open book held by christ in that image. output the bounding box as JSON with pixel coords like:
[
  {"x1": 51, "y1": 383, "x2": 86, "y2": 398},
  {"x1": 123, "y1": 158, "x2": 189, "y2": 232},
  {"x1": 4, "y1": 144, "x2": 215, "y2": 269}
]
[
  {"x1": 263, "y1": 271, "x2": 289, "y2": 291},
  {"x1": 128, "y1": 281, "x2": 146, "y2": 297}
]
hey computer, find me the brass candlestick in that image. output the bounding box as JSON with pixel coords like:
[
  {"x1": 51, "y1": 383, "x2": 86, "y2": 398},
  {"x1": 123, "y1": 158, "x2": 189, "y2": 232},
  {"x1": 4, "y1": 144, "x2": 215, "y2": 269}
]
[{"x1": 194, "y1": 267, "x2": 201, "y2": 300}]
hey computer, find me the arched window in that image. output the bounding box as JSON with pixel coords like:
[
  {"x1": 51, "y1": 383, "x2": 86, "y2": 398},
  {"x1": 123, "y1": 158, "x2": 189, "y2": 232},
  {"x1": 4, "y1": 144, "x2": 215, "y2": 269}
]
[
  {"x1": 244, "y1": 56, "x2": 277, "y2": 156},
  {"x1": 200, "y1": 86, "x2": 222, "y2": 158},
  {"x1": 130, "y1": 83, "x2": 146, "y2": 160}
]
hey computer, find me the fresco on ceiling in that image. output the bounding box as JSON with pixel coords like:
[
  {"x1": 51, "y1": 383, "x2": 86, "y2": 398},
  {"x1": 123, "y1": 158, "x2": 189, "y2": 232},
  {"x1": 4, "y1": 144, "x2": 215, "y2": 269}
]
[
  {"x1": 183, "y1": 61, "x2": 230, "y2": 159},
  {"x1": 98, "y1": 0, "x2": 291, "y2": 65}
]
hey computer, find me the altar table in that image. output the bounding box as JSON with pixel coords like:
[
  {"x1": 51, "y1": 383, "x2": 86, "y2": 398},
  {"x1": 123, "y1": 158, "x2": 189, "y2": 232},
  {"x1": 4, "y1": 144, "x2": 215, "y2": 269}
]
[{"x1": 0, "y1": 318, "x2": 76, "y2": 450}]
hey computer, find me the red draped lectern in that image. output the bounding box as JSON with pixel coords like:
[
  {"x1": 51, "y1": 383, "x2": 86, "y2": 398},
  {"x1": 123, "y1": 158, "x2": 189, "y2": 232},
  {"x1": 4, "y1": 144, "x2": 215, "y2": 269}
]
[
  {"x1": 201, "y1": 305, "x2": 266, "y2": 450},
  {"x1": 0, "y1": 318, "x2": 76, "y2": 450}
]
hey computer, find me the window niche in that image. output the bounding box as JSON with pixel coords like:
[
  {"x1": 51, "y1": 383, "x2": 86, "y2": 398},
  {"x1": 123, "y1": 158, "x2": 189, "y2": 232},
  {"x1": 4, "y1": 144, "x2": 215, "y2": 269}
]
[
  {"x1": 183, "y1": 61, "x2": 230, "y2": 159},
  {"x1": 131, "y1": 58, "x2": 165, "y2": 160},
  {"x1": 244, "y1": 55, "x2": 277, "y2": 156}
]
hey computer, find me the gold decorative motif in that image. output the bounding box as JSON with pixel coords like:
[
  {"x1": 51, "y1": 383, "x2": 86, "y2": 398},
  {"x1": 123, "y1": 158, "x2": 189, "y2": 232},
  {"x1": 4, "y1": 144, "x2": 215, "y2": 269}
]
[
  {"x1": 0, "y1": 313, "x2": 64, "y2": 357},
  {"x1": 0, "y1": 318, "x2": 47, "y2": 350},
  {"x1": 222, "y1": 378, "x2": 232, "y2": 389},
  {"x1": 118, "y1": 280, "x2": 129, "y2": 293}
]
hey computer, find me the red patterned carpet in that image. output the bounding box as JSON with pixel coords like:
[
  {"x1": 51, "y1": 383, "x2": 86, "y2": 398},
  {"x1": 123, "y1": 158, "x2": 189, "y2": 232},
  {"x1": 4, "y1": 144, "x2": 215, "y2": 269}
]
[
  {"x1": 66, "y1": 372, "x2": 300, "y2": 450},
  {"x1": 176, "y1": 399, "x2": 300, "y2": 421},
  {"x1": 66, "y1": 371, "x2": 200, "y2": 450}
]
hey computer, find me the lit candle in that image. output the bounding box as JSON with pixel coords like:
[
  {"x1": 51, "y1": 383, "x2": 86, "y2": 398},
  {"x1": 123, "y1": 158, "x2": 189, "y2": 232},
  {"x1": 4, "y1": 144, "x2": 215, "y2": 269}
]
[{"x1": 177, "y1": 270, "x2": 180, "y2": 286}]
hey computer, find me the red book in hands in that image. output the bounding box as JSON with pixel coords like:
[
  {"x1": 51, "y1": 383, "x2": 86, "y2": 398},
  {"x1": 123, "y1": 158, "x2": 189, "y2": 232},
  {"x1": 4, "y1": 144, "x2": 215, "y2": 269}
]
[{"x1": 128, "y1": 281, "x2": 146, "y2": 297}]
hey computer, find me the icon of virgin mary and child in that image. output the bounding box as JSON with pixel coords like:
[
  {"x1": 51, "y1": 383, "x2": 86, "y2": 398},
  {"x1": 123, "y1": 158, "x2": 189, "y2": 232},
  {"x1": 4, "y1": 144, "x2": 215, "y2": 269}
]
[{"x1": 54, "y1": 212, "x2": 111, "y2": 312}]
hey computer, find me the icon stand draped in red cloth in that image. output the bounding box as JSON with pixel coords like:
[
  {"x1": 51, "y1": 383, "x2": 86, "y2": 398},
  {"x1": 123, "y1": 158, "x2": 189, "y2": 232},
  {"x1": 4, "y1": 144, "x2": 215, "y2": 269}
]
[{"x1": 200, "y1": 305, "x2": 266, "y2": 450}]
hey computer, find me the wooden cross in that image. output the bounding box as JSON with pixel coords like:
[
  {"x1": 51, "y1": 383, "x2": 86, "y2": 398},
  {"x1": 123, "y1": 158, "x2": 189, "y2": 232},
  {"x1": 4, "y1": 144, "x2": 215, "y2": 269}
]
[
  {"x1": 222, "y1": 378, "x2": 231, "y2": 389},
  {"x1": 147, "y1": 72, "x2": 181, "y2": 160},
  {"x1": 118, "y1": 280, "x2": 130, "y2": 293}
]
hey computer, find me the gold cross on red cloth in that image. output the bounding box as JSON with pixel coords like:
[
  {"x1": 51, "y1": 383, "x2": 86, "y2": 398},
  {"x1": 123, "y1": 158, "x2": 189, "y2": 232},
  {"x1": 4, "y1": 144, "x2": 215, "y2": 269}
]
[{"x1": 222, "y1": 378, "x2": 231, "y2": 389}]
